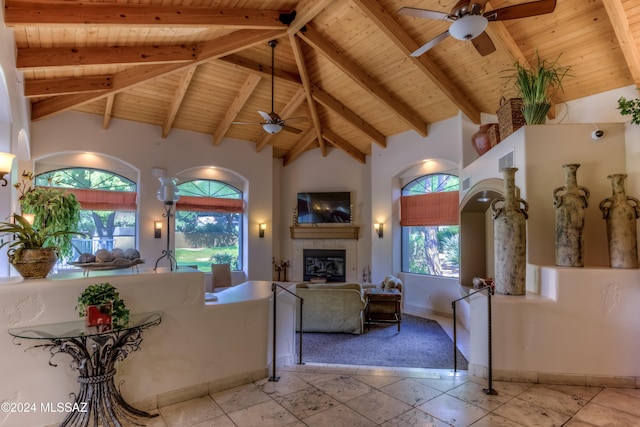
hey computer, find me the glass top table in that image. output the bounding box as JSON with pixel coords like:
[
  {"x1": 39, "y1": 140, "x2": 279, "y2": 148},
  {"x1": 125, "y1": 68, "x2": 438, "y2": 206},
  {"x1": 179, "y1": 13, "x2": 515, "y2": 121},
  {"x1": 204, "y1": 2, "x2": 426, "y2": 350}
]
[
  {"x1": 8, "y1": 311, "x2": 162, "y2": 340},
  {"x1": 8, "y1": 311, "x2": 163, "y2": 427}
]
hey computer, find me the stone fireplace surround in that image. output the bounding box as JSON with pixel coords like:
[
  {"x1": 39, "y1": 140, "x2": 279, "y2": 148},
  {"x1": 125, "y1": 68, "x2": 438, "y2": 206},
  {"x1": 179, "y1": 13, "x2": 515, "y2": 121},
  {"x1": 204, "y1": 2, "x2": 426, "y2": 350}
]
[{"x1": 290, "y1": 239, "x2": 358, "y2": 283}]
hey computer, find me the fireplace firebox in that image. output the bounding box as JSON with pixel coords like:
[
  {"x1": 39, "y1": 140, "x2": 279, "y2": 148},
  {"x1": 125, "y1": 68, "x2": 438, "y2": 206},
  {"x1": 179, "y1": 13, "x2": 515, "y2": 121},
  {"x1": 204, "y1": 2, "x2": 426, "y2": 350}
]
[{"x1": 303, "y1": 249, "x2": 346, "y2": 282}]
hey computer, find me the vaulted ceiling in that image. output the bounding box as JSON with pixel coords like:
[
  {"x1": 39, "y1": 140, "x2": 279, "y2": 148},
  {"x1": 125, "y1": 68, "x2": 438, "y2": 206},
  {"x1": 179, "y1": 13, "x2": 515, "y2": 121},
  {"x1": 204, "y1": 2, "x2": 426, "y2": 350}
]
[{"x1": 4, "y1": 1, "x2": 639, "y2": 165}]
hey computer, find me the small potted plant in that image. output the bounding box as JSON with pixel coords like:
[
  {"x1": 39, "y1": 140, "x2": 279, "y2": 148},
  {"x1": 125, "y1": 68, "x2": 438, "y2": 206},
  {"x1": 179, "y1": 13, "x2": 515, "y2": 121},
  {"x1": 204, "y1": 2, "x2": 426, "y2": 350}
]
[
  {"x1": 504, "y1": 51, "x2": 571, "y2": 125},
  {"x1": 0, "y1": 214, "x2": 86, "y2": 279},
  {"x1": 76, "y1": 282, "x2": 130, "y2": 328}
]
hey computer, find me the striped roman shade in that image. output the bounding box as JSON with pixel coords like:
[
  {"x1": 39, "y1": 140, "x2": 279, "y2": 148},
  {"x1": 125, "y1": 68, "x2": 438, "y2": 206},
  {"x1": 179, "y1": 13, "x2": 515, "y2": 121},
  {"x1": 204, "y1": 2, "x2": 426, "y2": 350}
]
[{"x1": 400, "y1": 191, "x2": 459, "y2": 226}]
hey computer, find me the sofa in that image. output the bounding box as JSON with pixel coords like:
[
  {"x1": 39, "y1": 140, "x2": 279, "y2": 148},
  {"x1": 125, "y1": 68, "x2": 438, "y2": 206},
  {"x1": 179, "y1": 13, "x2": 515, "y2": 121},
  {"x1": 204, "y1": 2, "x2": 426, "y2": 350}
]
[{"x1": 294, "y1": 282, "x2": 366, "y2": 334}]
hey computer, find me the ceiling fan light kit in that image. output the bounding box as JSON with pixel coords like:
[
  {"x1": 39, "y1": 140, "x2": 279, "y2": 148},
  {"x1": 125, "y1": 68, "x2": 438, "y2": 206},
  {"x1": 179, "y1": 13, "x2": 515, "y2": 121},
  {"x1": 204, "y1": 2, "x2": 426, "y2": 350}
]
[
  {"x1": 263, "y1": 123, "x2": 283, "y2": 134},
  {"x1": 400, "y1": 0, "x2": 557, "y2": 57},
  {"x1": 449, "y1": 15, "x2": 487, "y2": 41}
]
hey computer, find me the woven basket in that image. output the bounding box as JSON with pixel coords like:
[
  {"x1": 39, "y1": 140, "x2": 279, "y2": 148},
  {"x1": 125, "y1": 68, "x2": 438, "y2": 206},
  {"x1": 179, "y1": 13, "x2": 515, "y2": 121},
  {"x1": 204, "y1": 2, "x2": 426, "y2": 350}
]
[{"x1": 497, "y1": 98, "x2": 525, "y2": 141}]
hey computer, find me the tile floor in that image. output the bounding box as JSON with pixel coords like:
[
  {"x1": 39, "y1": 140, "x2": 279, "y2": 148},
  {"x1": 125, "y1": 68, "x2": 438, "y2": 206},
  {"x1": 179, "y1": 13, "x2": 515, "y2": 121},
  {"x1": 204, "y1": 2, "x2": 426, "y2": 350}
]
[{"x1": 136, "y1": 316, "x2": 640, "y2": 426}]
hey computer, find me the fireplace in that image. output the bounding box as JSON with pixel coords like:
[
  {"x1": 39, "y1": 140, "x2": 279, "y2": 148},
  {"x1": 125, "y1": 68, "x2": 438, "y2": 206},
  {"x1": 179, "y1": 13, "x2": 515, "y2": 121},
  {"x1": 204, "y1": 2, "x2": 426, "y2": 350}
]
[{"x1": 303, "y1": 249, "x2": 346, "y2": 282}]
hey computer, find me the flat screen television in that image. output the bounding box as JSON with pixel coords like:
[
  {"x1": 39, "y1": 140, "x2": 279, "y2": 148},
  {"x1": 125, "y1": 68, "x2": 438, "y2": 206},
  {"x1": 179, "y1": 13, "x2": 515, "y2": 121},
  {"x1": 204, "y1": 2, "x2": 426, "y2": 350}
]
[{"x1": 297, "y1": 192, "x2": 351, "y2": 224}]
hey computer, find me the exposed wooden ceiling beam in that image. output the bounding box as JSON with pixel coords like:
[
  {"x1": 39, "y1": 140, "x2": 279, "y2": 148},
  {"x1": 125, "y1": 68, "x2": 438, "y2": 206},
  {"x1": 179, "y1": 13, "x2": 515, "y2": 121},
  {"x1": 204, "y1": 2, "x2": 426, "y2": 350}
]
[
  {"x1": 289, "y1": 33, "x2": 326, "y2": 155},
  {"x1": 17, "y1": 45, "x2": 198, "y2": 69},
  {"x1": 212, "y1": 74, "x2": 262, "y2": 146},
  {"x1": 162, "y1": 65, "x2": 198, "y2": 138},
  {"x1": 298, "y1": 24, "x2": 429, "y2": 137},
  {"x1": 4, "y1": 1, "x2": 289, "y2": 29},
  {"x1": 602, "y1": 0, "x2": 640, "y2": 86},
  {"x1": 255, "y1": 88, "x2": 306, "y2": 152},
  {"x1": 310, "y1": 84, "x2": 386, "y2": 148},
  {"x1": 283, "y1": 130, "x2": 317, "y2": 166},
  {"x1": 31, "y1": 29, "x2": 285, "y2": 121},
  {"x1": 218, "y1": 55, "x2": 302, "y2": 86},
  {"x1": 322, "y1": 129, "x2": 366, "y2": 164},
  {"x1": 24, "y1": 75, "x2": 112, "y2": 97},
  {"x1": 352, "y1": 0, "x2": 480, "y2": 125},
  {"x1": 287, "y1": 0, "x2": 335, "y2": 34},
  {"x1": 102, "y1": 94, "x2": 114, "y2": 130}
]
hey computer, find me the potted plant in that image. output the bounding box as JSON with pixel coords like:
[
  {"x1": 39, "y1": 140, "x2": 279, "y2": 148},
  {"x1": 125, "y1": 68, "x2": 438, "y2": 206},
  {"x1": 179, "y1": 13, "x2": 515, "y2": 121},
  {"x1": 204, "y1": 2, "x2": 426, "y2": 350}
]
[
  {"x1": 76, "y1": 282, "x2": 130, "y2": 328},
  {"x1": 617, "y1": 95, "x2": 640, "y2": 125},
  {"x1": 0, "y1": 214, "x2": 86, "y2": 279},
  {"x1": 505, "y1": 51, "x2": 571, "y2": 125},
  {"x1": 14, "y1": 170, "x2": 82, "y2": 260}
]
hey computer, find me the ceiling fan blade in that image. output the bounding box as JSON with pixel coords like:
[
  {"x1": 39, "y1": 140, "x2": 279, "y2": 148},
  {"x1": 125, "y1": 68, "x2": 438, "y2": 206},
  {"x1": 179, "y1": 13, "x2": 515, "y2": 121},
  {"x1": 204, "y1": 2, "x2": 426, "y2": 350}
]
[
  {"x1": 398, "y1": 7, "x2": 453, "y2": 21},
  {"x1": 282, "y1": 125, "x2": 303, "y2": 134},
  {"x1": 411, "y1": 30, "x2": 450, "y2": 57},
  {"x1": 231, "y1": 121, "x2": 263, "y2": 125},
  {"x1": 471, "y1": 31, "x2": 496, "y2": 56},
  {"x1": 258, "y1": 111, "x2": 272, "y2": 122},
  {"x1": 485, "y1": 0, "x2": 556, "y2": 21}
]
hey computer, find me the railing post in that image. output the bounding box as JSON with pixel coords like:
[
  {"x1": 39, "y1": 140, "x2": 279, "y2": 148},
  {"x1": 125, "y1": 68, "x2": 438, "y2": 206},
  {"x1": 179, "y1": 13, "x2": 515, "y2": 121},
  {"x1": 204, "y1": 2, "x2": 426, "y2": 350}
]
[
  {"x1": 452, "y1": 301, "x2": 457, "y2": 372},
  {"x1": 298, "y1": 298, "x2": 304, "y2": 365},
  {"x1": 269, "y1": 283, "x2": 280, "y2": 382},
  {"x1": 483, "y1": 286, "x2": 497, "y2": 395}
]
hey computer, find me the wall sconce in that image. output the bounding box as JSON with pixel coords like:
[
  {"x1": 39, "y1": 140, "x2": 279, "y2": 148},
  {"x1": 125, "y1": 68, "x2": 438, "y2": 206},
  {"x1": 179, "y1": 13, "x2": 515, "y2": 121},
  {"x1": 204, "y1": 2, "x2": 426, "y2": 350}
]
[
  {"x1": 154, "y1": 221, "x2": 162, "y2": 239},
  {"x1": 259, "y1": 223, "x2": 266, "y2": 238},
  {"x1": 22, "y1": 213, "x2": 35, "y2": 225},
  {"x1": 374, "y1": 223, "x2": 383, "y2": 238},
  {"x1": 0, "y1": 152, "x2": 16, "y2": 187}
]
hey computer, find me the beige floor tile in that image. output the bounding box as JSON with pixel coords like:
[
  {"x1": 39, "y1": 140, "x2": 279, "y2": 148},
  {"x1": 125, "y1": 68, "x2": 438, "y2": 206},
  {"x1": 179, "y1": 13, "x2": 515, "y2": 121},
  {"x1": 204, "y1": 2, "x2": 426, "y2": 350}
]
[
  {"x1": 211, "y1": 382, "x2": 272, "y2": 413},
  {"x1": 256, "y1": 372, "x2": 313, "y2": 399},
  {"x1": 354, "y1": 374, "x2": 403, "y2": 389},
  {"x1": 414, "y1": 376, "x2": 470, "y2": 393},
  {"x1": 159, "y1": 395, "x2": 225, "y2": 427},
  {"x1": 470, "y1": 413, "x2": 526, "y2": 426},
  {"x1": 346, "y1": 389, "x2": 413, "y2": 424},
  {"x1": 273, "y1": 385, "x2": 339, "y2": 419},
  {"x1": 226, "y1": 400, "x2": 298, "y2": 427},
  {"x1": 379, "y1": 378, "x2": 443, "y2": 407},
  {"x1": 516, "y1": 385, "x2": 591, "y2": 417},
  {"x1": 302, "y1": 403, "x2": 376, "y2": 427},
  {"x1": 312, "y1": 375, "x2": 373, "y2": 402},
  {"x1": 379, "y1": 408, "x2": 450, "y2": 427},
  {"x1": 122, "y1": 412, "x2": 167, "y2": 427},
  {"x1": 417, "y1": 393, "x2": 488, "y2": 427},
  {"x1": 190, "y1": 414, "x2": 238, "y2": 426},
  {"x1": 492, "y1": 396, "x2": 571, "y2": 427},
  {"x1": 573, "y1": 401, "x2": 640, "y2": 426},
  {"x1": 446, "y1": 381, "x2": 514, "y2": 411},
  {"x1": 590, "y1": 388, "x2": 640, "y2": 418}
]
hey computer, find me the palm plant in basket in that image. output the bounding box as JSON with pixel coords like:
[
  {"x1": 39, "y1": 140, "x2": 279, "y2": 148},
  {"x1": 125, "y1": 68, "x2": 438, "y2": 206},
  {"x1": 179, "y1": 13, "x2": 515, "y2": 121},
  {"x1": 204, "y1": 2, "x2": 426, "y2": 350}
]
[{"x1": 505, "y1": 51, "x2": 571, "y2": 125}]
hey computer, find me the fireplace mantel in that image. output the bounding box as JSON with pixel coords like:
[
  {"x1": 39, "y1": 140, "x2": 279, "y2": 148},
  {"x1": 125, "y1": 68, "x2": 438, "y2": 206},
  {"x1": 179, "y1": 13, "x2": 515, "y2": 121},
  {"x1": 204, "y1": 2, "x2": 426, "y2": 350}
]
[{"x1": 290, "y1": 225, "x2": 360, "y2": 240}]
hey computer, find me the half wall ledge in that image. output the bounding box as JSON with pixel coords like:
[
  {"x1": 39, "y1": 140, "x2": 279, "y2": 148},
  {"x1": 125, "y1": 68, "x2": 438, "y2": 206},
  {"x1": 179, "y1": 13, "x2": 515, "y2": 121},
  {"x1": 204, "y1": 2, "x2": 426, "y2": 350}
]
[{"x1": 289, "y1": 226, "x2": 360, "y2": 239}]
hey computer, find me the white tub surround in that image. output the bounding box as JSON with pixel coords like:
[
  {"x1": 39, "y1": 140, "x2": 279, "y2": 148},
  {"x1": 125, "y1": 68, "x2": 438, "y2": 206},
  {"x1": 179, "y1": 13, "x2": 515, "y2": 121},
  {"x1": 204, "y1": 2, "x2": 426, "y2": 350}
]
[{"x1": 0, "y1": 269, "x2": 296, "y2": 427}]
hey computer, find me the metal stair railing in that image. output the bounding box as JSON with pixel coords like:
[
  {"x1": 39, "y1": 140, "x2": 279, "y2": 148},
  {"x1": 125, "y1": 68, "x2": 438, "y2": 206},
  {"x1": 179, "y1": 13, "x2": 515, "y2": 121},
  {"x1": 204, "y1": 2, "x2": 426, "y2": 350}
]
[
  {"x1": 451, "y1": 284, "x2": 497, "y2": 395},
  {"x1": 269, "y1": 282, "x2": 304, "y2": 382}
]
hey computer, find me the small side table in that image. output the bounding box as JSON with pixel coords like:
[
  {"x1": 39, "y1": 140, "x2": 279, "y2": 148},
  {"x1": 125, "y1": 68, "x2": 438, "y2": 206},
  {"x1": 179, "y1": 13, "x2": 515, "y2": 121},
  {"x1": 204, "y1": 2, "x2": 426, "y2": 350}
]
[
  {"x1": 365, "y1": 289, "x2": 401, "y2": 332},
  {"x1": 8, "y1": 311, "x2": 162, "y2": 427}
]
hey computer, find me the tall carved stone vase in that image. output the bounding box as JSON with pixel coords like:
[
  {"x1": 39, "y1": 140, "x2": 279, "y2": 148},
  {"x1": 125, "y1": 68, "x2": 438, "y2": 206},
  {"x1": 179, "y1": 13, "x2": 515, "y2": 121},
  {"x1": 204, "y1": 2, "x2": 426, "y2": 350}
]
[
  {"x1": 599, "y1": 174, "x2": 640, "y2": 268},
  {"x1": 491, "y1": 167, "x2": 529, "y2": 295},
  {"x1": 553, "y1": 164, "x2": 590, "y2": 267}
]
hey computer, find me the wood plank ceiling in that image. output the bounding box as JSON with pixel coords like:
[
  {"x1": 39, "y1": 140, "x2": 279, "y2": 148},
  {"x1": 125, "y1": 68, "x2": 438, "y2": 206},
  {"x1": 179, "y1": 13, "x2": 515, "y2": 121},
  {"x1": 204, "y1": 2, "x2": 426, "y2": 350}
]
[{"x1": 4, "y1": 0, "x2": 639, "y2": 165}]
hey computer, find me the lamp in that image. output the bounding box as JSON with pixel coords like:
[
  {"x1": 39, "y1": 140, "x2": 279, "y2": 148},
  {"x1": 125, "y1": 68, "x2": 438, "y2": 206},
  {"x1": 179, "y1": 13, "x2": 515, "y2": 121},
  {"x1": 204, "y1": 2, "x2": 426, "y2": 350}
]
[
  {"x1": 259, "y1": 223, "x2": 266, "y2": 238},
  {"x1": 154, "y1": 221, "x2": 162, "y2": 239},
  {"x1": 0, "y1": 152, "x2": 16, "y2": 187},
  {"x1": 262, "y1": 123, "x2": 282, "y2": 134},
  {"x1": 448, "y1": 15, "x2": 488, "y2": 41},
  {"x1": 22, "y1": 213, "x2": 35, "y2": 225},
  {"x1": 374, "y1": 223, "x2": 383, "y2": 238},
  {"x1": 154, "y1": 177, "x2": 180, "y2": 271}
]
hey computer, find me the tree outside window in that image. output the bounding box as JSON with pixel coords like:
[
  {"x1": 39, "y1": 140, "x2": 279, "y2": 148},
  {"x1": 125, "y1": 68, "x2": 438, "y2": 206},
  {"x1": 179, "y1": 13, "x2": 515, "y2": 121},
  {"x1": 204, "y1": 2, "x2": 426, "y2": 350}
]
[
  {"x1": 401, "y1": 174, "x2": 459, "y2": 277},
  {"x1": 35, "y1": 168, "x2": 137, "y2": 266},
  {"x1": 175, "y1": 180, "x2": 242, "y2": 272}
]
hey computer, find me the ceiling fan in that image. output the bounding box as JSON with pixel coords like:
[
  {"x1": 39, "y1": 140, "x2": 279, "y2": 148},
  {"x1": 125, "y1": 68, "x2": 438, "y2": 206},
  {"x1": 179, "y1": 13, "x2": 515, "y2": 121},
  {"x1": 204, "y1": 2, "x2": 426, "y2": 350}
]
[
  {"x1": 399, "y1": 0, "x2": 557, "y2": 57},
  {"x1": 232, "y1": 40, "x2": 306, "y2": 134}
]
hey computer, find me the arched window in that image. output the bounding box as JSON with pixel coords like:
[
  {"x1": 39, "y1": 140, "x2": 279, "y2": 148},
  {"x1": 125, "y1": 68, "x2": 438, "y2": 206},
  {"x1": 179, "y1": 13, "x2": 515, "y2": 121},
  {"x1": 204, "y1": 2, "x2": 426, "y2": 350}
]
[
  {"x1": 175, "y1": 180, "x2": 243, "y2": 272},
  {"x1": 35, "y1": 168, "x2": 137, "y2": 266},
  {"x1": 400, "y1": 173, "x2": 459, "y2": 277}
]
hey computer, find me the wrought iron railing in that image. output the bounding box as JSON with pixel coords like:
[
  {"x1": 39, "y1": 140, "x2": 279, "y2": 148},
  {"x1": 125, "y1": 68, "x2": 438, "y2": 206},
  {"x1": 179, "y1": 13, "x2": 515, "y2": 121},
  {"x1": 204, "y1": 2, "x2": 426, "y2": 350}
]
[
  {"x1": 451, "y1": 284, "x2": 497, "y2": 395},
  {"x1": 269, "y1": 282, "x2": 304, "y2": 382}
]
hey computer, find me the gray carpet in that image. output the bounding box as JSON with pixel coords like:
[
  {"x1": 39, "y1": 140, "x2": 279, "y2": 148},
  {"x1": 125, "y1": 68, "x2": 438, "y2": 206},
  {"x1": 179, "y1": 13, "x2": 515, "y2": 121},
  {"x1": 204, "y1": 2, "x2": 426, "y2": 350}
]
[{"x1": 298, "y1": 314, "x2": 468, "y2": 370}]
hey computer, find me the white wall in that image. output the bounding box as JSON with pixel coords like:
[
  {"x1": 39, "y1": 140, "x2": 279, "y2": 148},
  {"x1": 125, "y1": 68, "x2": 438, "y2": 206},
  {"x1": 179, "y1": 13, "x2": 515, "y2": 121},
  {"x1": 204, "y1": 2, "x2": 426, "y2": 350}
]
[{"x1": 27, "y1": 112, "x2": 274, "y2": 281}]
